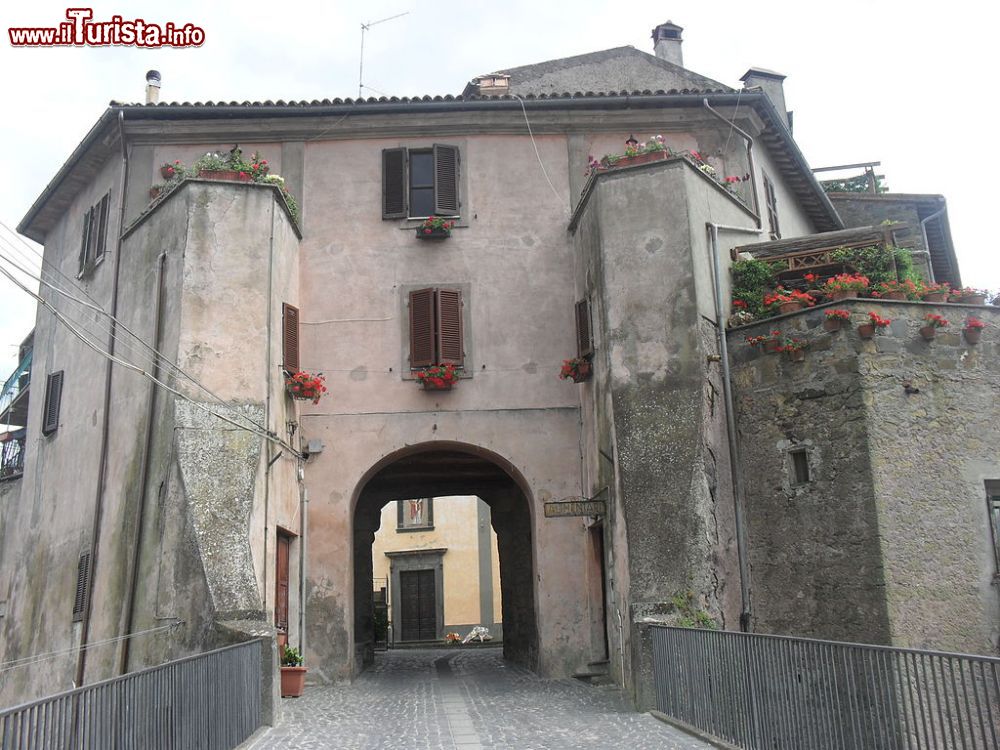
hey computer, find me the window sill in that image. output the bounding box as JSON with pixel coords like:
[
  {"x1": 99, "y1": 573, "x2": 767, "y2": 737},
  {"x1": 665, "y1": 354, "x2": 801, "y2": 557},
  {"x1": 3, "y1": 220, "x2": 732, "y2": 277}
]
[
  {"x1": 403, "y1": 368, "x2": 472, "y2": 382},
  {"x1": 396, "y1": 525, "x2": 435, "y2": 534},
  {"x1": 77, "y1": 253, "x2": 107, "y2": 279},
  {"x1": 398, "y1": 217, "x2": 467, "y2": 230}
]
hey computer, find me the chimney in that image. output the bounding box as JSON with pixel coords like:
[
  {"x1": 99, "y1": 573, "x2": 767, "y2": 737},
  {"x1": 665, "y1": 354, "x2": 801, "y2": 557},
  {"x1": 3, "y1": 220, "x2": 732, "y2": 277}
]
[
  {"x1": 145, "y1": 70, "x2": 161, "y2": 104},
  {"x1": 472, "y1": 73, "x2": 510, "y2": 96},
  {"x1": 740, "y1": 68, "x2": 790, "y2": 129},
  {"x1": 651, "y1": 21, "x2": 684, "y2": 67}
]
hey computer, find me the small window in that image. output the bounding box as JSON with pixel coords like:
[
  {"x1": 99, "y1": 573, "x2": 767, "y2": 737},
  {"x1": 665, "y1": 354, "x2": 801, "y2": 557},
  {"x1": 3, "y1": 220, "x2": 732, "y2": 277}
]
[
  {"x1": 275, "y1": 530, "x2": 294, "y2": 632},
  {"x1": 789, "y1": 448, "x2": 810, "y2": 485},
  {"x1": 408, "y1": 288, "x2": 464, "y2": 369},
  {"x1": 78, "y1": 192, "x2": 111, "y2": 277},
  {"x1": 41, "y1": 371, "x2": 64, "y2": 436},
  {"x1": 987, "y1": 481, "x2": 1000, "y2": 577},
  {"x1": 398, "y1": 498, "x2": 434, "y2": 531},
  {"x1": 382, "y1": 145, "x2": 460, "y2": 220},
  {"x1": 764, "y1": 174, "x2": 780, "y2": 240},
  {"x1": 282, "y1": 303, "x2": 300, "y2": 374}
]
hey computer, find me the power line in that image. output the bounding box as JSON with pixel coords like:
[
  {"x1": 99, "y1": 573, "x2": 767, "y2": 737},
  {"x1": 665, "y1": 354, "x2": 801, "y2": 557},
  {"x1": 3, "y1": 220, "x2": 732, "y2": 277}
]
[{"x1": 0, "y1": 259, "x2": 302, "y2": 457}]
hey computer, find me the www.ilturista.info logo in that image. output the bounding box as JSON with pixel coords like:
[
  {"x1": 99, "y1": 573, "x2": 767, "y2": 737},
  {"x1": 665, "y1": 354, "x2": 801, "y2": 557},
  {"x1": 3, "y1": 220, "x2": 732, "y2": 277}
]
[{"x1": 9, "y1": 8, "x2": 205, "y2": 47}]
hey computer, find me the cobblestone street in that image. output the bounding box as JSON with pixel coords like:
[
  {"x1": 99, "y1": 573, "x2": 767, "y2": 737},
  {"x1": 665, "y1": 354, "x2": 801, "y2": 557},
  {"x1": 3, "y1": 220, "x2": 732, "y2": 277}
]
[{"x1": 249, "y1": 648, "x2": 713, "y2": 749}]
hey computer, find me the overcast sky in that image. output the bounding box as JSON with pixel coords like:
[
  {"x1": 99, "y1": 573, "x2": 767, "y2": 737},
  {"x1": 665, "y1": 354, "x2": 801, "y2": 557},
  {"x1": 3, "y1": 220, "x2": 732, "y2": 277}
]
[{"x1": 1, "y1": 1, "x2": 996, "y2": 380}]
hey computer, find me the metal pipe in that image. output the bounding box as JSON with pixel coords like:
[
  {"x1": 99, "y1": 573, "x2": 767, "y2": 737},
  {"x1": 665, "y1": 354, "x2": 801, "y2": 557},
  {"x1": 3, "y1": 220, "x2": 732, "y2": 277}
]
[
  {"x1": 120, "y1": 249, "x2": 167, "y2": 674},
  {"x1": 703, "y1": 99, "x2": 762, "y2": 229},
  {"x1": 262, "y1": 200, "x2": 277, "y2": 621},
  {"x1": 77, "y1": 109, "x2": 129, "y2": 687},
  {"x1": 707, "y1": 222, "x2": 759, "y2": 632},
  {"x1": 298, "y1": 482, "x2": 308, "y2": 656},
  {"x1": 919, "y1": 207, "x2": 945, "y2": 283}
]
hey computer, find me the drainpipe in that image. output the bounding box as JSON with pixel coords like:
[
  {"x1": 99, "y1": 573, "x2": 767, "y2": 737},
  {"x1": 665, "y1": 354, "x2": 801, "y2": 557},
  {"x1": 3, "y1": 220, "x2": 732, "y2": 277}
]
[
  {"x1": 918, "y1": 207, "x2": 945, "y2": 284},
  {"x1": 707, "y1": 222, "x2": 760, "y2": 632},
  {"x1": 77, "y1": 109, "x2": 129, "y2": 687},
  {"x1": 119, "y1": 250, "x2": 167, "y2": 673},
  {"x1": 298, "y1": 479, "x2": 308, "y2": 655},
  {"x1": 262, "y1": 200, "x2": 277, "y2": 622},
  {"x1": 703, "y1": 99, "x2": 762, "y2": 229}
]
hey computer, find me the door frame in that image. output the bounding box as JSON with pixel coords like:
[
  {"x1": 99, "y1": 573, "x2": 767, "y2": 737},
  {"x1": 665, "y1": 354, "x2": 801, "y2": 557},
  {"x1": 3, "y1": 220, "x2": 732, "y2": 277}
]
[{"x1": 386, "y1": 548, "x2": 446, "y2": 642}]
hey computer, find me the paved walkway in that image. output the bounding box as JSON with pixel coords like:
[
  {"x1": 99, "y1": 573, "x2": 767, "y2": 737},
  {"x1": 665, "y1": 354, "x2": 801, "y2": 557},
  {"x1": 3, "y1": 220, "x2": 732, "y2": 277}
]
[{"x1": 249, "y1": 647, "x2": 713, "y2": 749}]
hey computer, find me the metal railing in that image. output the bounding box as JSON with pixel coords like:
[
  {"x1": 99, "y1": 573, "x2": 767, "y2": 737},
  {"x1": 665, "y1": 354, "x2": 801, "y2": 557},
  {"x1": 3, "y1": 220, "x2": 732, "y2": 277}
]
[
  {"x1": 0, "y1": 433, "x2": 25, "y2": 480},
  {"x1": 0, "y1": 639, "x2": 263, "y2": 750},
  {"x1": 0, "y1": 351, "x2": 31, "y2": 418},
  {"x1": 651, "y1": 626, "x2": 1000, "y2": 750}
]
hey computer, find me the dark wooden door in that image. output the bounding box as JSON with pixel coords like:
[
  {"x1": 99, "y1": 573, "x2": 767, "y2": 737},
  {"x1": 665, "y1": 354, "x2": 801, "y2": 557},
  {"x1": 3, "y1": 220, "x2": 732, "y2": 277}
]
[
  {"x1": 275, "y1": 533, "x2": 290, "y2": 632},
  {"x1": 399, "y1": 569, "x2": 436, "y2": 641}
]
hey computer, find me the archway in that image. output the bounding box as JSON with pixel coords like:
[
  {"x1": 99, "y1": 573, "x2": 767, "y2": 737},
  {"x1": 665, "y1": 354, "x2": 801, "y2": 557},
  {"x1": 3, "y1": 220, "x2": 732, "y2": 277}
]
[{"x1": 351, "y1": 442, "x2": 539, "y2": 671}]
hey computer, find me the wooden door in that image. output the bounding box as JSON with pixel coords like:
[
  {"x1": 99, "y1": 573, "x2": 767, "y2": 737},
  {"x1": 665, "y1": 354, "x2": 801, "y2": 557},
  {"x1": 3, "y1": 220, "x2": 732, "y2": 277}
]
[
  {"x1": 399, "y1": 569, "x2": 437, "y2": 641},
  {"x1": 275, "y1": 533, "x2": 290, "y2": 632}
]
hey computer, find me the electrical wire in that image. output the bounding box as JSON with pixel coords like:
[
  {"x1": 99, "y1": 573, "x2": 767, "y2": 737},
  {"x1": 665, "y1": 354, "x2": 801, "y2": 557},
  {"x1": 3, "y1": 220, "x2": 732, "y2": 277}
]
[
  {"x1": 722, "y1": 87, "x2": 744, "y2": 160},
  {"x1": 0, "y1": 621, "x2": 182, "y2": 673},
  {"x1": 0, "y1": 230, "x2": 273, "y2": 435},
  {"x1": 0, "y1": 260, "x2": 302, "y2": 457},
  {"x1": 513, "y1": 95, "x2": 568, "y2": 211}
]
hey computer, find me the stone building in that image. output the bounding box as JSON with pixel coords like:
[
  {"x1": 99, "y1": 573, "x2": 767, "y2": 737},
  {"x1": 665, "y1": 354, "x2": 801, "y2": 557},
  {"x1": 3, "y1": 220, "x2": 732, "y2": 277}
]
[{"x1": 0, "y1": 21, "x2": 997, "y2": 715}]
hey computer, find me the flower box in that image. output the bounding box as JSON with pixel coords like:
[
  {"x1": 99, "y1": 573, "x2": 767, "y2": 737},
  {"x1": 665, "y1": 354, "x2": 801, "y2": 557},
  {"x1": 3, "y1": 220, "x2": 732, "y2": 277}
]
[
  {"x1": 416, "y1": 364, "x2": 460, "y2": 390},
  {"x1": 619, "y1": 151, "x2": 670, "y2": 167},
  {"x1": 958, "y1": 294, "x2": 987, "y2": 306},
  {"x1": 416, "y1": 227, "x2": 451, "y2": 240},
  {"x1": 285, "y1": 371, "x2": 327, "y2": 404},
  {"x1": 197, "y1": 169, "x2": 252, "y2": 182},
  {"x1": 922, "y1": 292, "x2": 948, "y2": 303}
]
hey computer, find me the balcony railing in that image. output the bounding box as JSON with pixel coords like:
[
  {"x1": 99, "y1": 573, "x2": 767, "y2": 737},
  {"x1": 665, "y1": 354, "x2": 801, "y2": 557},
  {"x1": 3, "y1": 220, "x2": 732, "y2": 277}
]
[
  {"x1": 0, "y1": 429, "x2": 26, "y2": 480},
  {"x1": 0, "y1": 349, "x2": 32, "y2": 425}
]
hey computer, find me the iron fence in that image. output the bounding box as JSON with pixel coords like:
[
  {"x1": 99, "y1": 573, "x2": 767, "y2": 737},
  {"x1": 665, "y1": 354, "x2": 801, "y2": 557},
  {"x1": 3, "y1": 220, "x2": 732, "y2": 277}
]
[
  {"x1": 0, "y1": 639, "x2": 263, "y2": 750},
  {"x1": 651, "y1": 626, "x2": 1000, "y2": 750},
  {"x1": 0, "y1": 433, "x2": 25, "y2": 480}
]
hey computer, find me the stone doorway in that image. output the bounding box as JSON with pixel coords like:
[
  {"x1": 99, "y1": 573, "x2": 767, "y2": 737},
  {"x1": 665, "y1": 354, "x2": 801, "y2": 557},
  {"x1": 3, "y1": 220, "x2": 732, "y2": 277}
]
[{"x1": 352, "y1": 442, "x2": 538, "y2": 671}]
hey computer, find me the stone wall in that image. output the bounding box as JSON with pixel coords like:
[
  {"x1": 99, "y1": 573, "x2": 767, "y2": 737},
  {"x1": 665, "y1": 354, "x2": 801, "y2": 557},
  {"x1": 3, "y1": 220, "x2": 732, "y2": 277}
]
[{"x1": 730, "y1": 300, "x2": 1000, "y2": 655}]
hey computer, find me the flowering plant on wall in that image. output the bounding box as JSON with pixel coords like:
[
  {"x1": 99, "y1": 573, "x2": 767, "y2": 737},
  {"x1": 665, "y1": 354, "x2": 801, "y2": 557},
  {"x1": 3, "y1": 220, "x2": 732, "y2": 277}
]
[
  {"x1": 923, "y1": 313, "x2": 949, "y2": 329},
  {"x1": 160, "y1": 160, "x2": 185, "y2": 180},
  {"x1": 763, "y1": 288, "x2": 815, "y2": 312},
  {"x1": 824, "y1": 309, "x2": 851, "y2": 322},
  {"x1": 285, "y1": 371, "x2": 327, "y2": 404},
  {"x1": 559, "y1": 357, "x2": 593, "y2": 383},
  {"x1": 821, "y1": 273, "x2": 870, "y2": 294},
  {"x1": 416, "y1": 364, "x2": 460, "y2": 390}
]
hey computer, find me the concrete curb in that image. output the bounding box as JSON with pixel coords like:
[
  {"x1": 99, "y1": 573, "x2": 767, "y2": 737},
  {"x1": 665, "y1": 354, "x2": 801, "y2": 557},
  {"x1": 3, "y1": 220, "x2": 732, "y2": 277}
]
[{"x1": 648, "y1": 710, "x2": 742, "y2": 750}]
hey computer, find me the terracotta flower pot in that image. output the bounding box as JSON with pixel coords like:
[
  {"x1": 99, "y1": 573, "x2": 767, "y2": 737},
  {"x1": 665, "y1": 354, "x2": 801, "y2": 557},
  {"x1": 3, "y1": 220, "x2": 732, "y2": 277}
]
[
  {"x1": 827, "y1": 290, "x2": 858, "y2": 301},
  {"x1": 149, "y1": 187, "x2": 161, "y2": 200},
  {"x1": 281, "y1": 666, "x2": 307, "y2": 698},
  {"x1": 963, "y1": 328, "x2": 982, "y2": 344},
  {"x1": 198, "y1": 169, "x2": 252, "y2": 182},
  {"x1": 959, "y1": 294, "x2": 987, "y2": 306},
  {"x1": 884, "y1": 291, "x2": 907, "y2": 301},
  {"x1": 764, "y1": 339, "x2": 781, "y2": 354},
  {"x1": 857, "y1": 324, "x2": 876, "y2": 339},
  {"x1": 778, "y1": 301, "x2": 804, "y2": 315},
  {"x1": 160, "y1": 165, "x2": 177, "y2": 179},
  {"x1": 421, "y1": 379, "x2": 454, "y2": 391},
  {"x1": 922, "y1": 292, "x2": 948, "y2": 303},
  {"x1": 786, "y1": 348, "x2": 805, "y2": 362},
  {"x1": 621, "y1": 151, "x2": 669, "y2": 166},
  {"x1": 919, "y1": 326, "x2": 937, "y2": 341},
  {"x1": 570, "y1": 361, "x2": 592, "y2": 383},
  {"x1": 823, "y1": 317, "x2": 845, "y2": 332}
]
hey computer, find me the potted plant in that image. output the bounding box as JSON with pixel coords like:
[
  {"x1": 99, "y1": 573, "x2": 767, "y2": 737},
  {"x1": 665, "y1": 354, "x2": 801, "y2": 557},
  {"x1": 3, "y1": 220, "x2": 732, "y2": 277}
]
[
  {"x1": 872, "y1": 279, "x2": 920, "y2": 301},
  {"x1": 780, "y1": 337, "x2": 808, "y2": 362},
  {"x1": 416, "y1": 364, "x2": 460, "y2": 390},
  {"x1": 416, "y1": 216, "x2": 455, "y2": 240},
  {"x1": 763, "y1": 288, "x2": 814, "y2": 315},
  {"x1": 920, "y1": 282, "x2": 950, "y2": 303},
  {"x1": 285, "y1": 371, "x2": 327, "y2": 403},
  {"x1": 195, "y1": 146, "x2": 253, "y2": 182},
  {"x1": 920, "y1": 313, "x2": 948, "y2": 340},
  {"x1": 823, "y1": 309, "x2": 851, "y2": 332},
  {"x1": 763, "y1": 330, "x2": 783, "y2": 353},
  {"x1": 160, "y1": 160, "x2": 185, "y2": 180},
  {"x1": 963, "y1": 317, "x2": 986, "y2": 344},
  {"x1": 821, "y1": 273, "x2": 870, "y2": 301},
  {"x1": 857, "y1": 312, "x2": 891, "y2": 339},
  {"x1": 280, "y1": 645, "x2": 307, "y2": 698},
  {"x1": 950, "y1": 287, "x2": 988, "y2": 305},
  {"x1": 621, "y1": 135, "x2": 672, "y2": 166},
  {"x1": 559, "y1": 357, "x2": 592, "y2": 383}
]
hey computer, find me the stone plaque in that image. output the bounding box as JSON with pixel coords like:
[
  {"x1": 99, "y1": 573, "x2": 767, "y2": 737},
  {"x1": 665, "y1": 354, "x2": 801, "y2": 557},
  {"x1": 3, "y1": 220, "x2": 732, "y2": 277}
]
[{"x1": 543, "y1": 499, "x2": 605, "y2": 518}]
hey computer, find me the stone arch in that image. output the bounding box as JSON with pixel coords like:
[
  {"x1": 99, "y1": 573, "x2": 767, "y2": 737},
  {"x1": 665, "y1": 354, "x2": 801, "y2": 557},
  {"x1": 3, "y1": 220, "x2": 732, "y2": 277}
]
[{"x1": 350, "y1": 441, "x2": 539, "y2": 671}]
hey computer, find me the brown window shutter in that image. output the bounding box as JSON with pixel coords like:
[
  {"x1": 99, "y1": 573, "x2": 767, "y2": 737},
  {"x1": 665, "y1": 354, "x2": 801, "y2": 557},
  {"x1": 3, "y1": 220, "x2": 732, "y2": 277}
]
[
  {"x1": 575, "y1": 299, "x2": 593, "y2": 358},
  {"x1": 409, "y1": 288, "x2": 436, "y2": 368},
  {"x1": 72, "y1": 551, "x2": 91, "y2": 622},
  {"x1": 78, "y1": 207, "x2": 93, "y2": 275},
  {"x1": 42, "y1": 370, "x2": 64, "y2": 436},
  {"x1": 382, "y1": 148, "x2": 408, "y2": 219},
  {"x1": 275, "y1": 533, "x2": 290, "y2": 631},
  {"x1": 436, "y1": 288, "x2": 464, "y2": 367},
  {"x1": 433, "y1": 144, "x2": 460, "y2": 215},
  {"x1": 95, "y1": 193, "x2": 111, "y2": 260},
  {"x1": 282, "y1": 303, "x2": 300, "y2": 373}
]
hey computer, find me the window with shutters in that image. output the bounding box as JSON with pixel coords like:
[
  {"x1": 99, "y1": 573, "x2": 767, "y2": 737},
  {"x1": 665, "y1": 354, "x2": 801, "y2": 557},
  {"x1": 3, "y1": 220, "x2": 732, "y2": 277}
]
[
  {"x1": 763, "y1": 173, "x2": 781, "y2": 240},
  {"x1": 41, "y1": 370, "x2": 64, "y2": 436},
  {"x1": 72, "y1": 551, "x2": 91, "y2": 622},
  {"x1": 407, "y1": 287, "x2": 466, "y2": 372},
  {"x1": 282, "y1": 303, "x2": 300, "y2": 374},
  {"x1": 78, "y1": 192, "x2": 111, "y2": 277},
  {"x1": 275, "y1": 529, "x2": 294, "y2": 632},
  {"x1": 575, "y1": 299, "x2": 594, "y2": 359},
  {"x1": 382, "y1": 144, "x2": 461, "y2": 220}
]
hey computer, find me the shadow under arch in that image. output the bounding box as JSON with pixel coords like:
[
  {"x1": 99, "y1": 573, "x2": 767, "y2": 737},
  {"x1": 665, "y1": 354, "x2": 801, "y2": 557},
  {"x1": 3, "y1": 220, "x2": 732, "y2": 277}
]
[{"x1": 350, "y1": 440, "x2": 539, "y2": 673}]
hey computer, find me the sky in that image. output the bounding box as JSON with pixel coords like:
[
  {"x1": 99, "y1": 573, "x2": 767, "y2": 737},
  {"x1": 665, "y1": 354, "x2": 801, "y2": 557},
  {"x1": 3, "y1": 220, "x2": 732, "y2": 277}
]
[{"x1": 1, "y1": 0, "x2": 997, "y2": 381}]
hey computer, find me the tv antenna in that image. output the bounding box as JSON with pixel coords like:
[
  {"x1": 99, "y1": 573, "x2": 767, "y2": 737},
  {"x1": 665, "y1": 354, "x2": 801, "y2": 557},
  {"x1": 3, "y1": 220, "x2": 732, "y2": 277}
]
[{"x1": 359, "y1": 11, "x2": 409, "y2": 99}]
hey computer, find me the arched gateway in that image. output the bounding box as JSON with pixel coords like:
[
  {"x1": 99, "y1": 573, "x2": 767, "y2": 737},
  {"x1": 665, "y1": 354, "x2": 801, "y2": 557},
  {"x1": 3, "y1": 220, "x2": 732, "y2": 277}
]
[{"x1": 351, "y1": 442, "x2": 539, "y2": 670}]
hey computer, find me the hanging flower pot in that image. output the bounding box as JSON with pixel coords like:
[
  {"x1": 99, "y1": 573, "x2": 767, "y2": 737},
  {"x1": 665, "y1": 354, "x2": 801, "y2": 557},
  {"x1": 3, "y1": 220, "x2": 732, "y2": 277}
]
[
  {"x1": 858, "y1": 312, "x2": 891, "y2": 340},
  {"x1": 857, "y1": 324, "x2": 876, "y2": 339},
  {"x1": 919, "y1": 326, "x2": 937, "y2": 341},
  {"x1": 920, "y1": 313, "x2": 948, "y2": 341},
  {"x1": 559, "y1": 358, "x2": 592, "y2": 383},
  {"x1": 285, "y1": 371, "x2": 327, "y2": 404},
  {"x1": 963, "y1": 317, "x2": 985, "y2": 344},
  {"x1": 823, "y1": 309, "x2": 850, "y2": 332},
  {"x1": 779, "y1": 301, "x2": 804, "y2": 315},
  {"x1": 781, "y1": 338, "x2": 808, "y2": 362},
  {"x1": 416, "y1": 364, "x2": 460, "y2": 390},
  {"x1": 416, "y1": 217, "x2": 455, "y2": 240}
]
